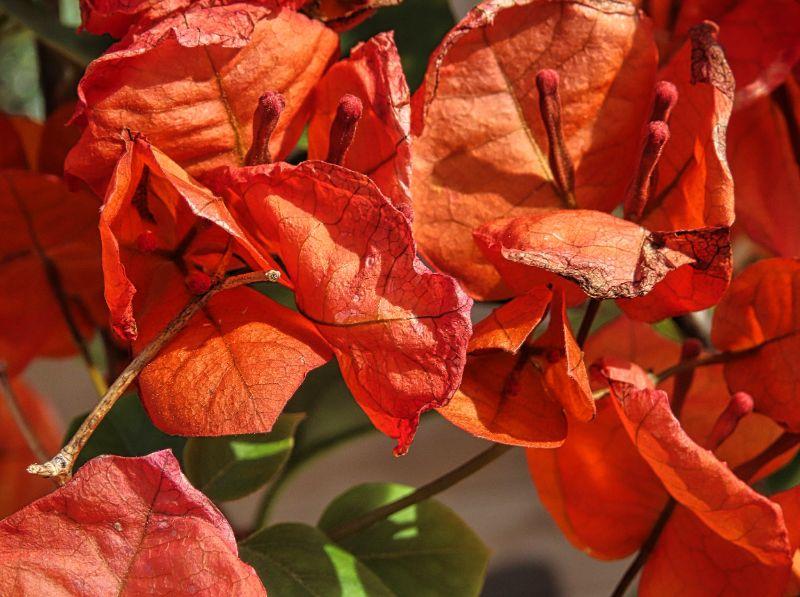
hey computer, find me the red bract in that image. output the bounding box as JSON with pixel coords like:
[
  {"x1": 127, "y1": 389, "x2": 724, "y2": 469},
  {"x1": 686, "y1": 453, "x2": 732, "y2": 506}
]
[
  {"x1": 712, "y1": 258, "x2": 800, "y2": 432},
  {"x1": 308, "y1": 32, "x2": 413, "y2": 219},
  {"x1": 101, "y1": 135, "x2": 331, "y2": 436},
  {"x1": 66, "y1": 1, "x2": 339, "y2": 196},
  {"x1": 215, "y1": 161, "x2": 472, "y2": 454},
  {"x1": 0, "y1": 170, "x2": 105, "y2": 374},
  {"x1": 728, "y1": 78, "x2": 800, "y2": 257},
  {"x1": 411, "y1": 0, "x2": 658, "y2": 300},
  {"x1": 528, "y1": 315, "x2": 797, "y2": 593},
  {"x1": 660, "y1": 0, "x2": 800, "y2": 107},
  {"x1": 0, "y1": 380, "x2": 61, "y2": 518},
  {"x1": 474, "y1": 210, "x2": 730, "y2": 319},
  {"x1": 0, "y1": 451, "x2": 265, "y2": 595},
  {"x1": 411, "y1": 0, "x2": 736, "y2": 321},
  {"x1": 438, "y1": 289, "x2": 592, "y2": 447}
]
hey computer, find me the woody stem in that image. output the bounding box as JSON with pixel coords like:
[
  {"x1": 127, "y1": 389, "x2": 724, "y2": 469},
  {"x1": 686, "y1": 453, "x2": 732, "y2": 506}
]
[
  {"x1": 26, "y1": 270, "x2": 281, "y2": 485},
  {"x1": 326, "y1": 443, "x2": 512, "y2": 541},
  {"x1": 610, "y1": 499, "x2": 676, "y2": 597},
  {"x1": 576, "y1": 299, "x2": 601, "y2": 348},
  {"x1": 42, "y1": 256, "x2": 108, "y2": 397},
  {"x1": 655, "y1": 349, "x2": 751, "y2": 383}
]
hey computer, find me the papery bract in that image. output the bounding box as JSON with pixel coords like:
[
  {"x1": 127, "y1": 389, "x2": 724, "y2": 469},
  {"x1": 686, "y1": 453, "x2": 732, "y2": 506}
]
[
  {"x1": 528, "y1": 314, "x2": 788, "y2": 560},
  {"x1": 215, "y1": 161, "x2": 472, "y2": 454},
  {"x1": 728, "y1": 80, "x2": 800, "y2": 257},
  {"x1": 467, "y1": 287, "x2": 551, "y2": 354},
  {"x1": 0, "y1": 451, "x2": 265, "y2": 595},
  {"x1": 0, "y1": 171, "x2": 105, "y2": 374},
  {"x1": 439, "y1": 289, "x2": 591, "y2": 446},
  {"x1": 308, "y1": 32, "x2": 413, "y2": 218},
  {"x1": 411, "y1": 0, "x2": 657, "y2": 299},
  {"x1": 67, "y1": 2, "x2": 339, "y2": 196},
  {"x1": 712, "y1": 258, "x2": 800, "y2": 432},
  {"x1": 475, "y1": 210, "x2": 730, "y2": 307},
  {"x1": 598, "y1": 359, "x2": 791, "y2": 567},
  {"x1": 669, "y1": 0, "x2": 800, "y2": 107},
  {"x1": 101, "y1": 136, "x2": 330, "y2": 437}
]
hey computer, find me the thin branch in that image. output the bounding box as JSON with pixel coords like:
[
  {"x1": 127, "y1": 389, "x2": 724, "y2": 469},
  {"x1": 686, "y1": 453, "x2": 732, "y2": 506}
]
[
  {"x1": 27, "y1": 270, "x2": 281, "y2": 484},
  {"x1": 0, "y1": 365, "x2": 51, "y2": 468},
  {"x1": 610, "y1": 499, "x2": 676, "y2": 597},
  {"x1": 655, "y1": 351, "x2": 737, "y2": 383},
  {"x1": 734, "y1": 432, "x2": 800, "y2": 483},
  {"x1": 576, "y1": 299, "x2": 601, "y2": 348},
  {"x1": 326, "y1": 443, "x2": 512, "y2": 541},
  {"x1": 39, "y1": 251, "x2": 108, "y2": 397}
]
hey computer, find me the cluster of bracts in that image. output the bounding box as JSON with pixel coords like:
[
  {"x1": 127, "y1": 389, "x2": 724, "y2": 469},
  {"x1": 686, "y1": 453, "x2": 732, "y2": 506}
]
[{"x1": 0, "y1": 0, "x2": 799, "y2": 595}]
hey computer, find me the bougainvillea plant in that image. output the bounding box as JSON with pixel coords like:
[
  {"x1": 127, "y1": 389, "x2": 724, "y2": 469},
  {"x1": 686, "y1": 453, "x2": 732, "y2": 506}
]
[{"x1": 0, "y1": 0, "x2": 798, "y2": 594}]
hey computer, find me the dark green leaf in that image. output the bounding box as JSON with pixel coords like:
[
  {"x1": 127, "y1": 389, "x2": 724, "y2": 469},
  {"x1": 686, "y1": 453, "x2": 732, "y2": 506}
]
[
  {"x1": 64, "y1": 394, "x2": 186, "y2": 471},
  {"x1": 287, "y1": 362, "x2": 373, "y2": 463},
  {"x1": 239, "y1": 523, "x2": 395, "y2": 597},
  {"x1": 319, "y1": 483, "x2": 490, "y2": 597},
  {"x1": 184, "y1": 414, "x2": 304, "y2": 502},
  {"x1": 341, "y1": 0, "x2": 455, "y2": 91},
  {"x1": 0, "y1": 0, "x2": 111, "y2": 65}
]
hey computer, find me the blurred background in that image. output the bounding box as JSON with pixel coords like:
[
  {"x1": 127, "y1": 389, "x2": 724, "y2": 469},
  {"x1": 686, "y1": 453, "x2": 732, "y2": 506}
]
[{"x1": 0, "y1": 0, "x2": 635, "y2": 594}]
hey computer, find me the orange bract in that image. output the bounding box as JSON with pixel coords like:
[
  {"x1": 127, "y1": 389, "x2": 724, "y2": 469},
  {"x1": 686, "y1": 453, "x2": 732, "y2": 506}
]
[
  {"x1": 475, "y1": 210, "x2": 730, "y2": 308},
  {"x1": 0, "y1": 451, "x2": 265, "y2": 595},
  {"x1": 67, "y1": 2, "x2": 338, "y2": 196},
  {"x1": 216, "y1": 161, "x2": 472, "y2": 454},
  {"x1": 308, "y1": 32, "x2": 413, "y2": 218},
  {"x1": 712, "y1": 258, "x2": 800, "y2": 432},
  {"x1": 728, "y1": 80, "x2": 800, "y2": 257},
  {"x1": 100, "y1": 136, "x2": 327, "y2": 436},
  {"x1": 411, "y1": 0, "x2": 657, "y2": 300},
  {"x1": 0, "y1": 171, "x2": 105, "y2": 374},
  {"x1": 598, "y1": 359, "x2": 791, "y2": 567}
]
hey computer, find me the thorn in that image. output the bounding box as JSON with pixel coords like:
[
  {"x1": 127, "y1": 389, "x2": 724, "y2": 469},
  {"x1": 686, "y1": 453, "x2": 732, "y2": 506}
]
[
  {"x1": 623, "y1": 121, "x2": 670, "y2": 221},
  {"x1": 245, "y1": 92, "x2": 286, "y2": 166},
  {"x1": 326, "y1": 94, "x2": 363, "y2": 166},
  {"x1": 535, "y1": 69, "x2": 576, "y2": 206}
]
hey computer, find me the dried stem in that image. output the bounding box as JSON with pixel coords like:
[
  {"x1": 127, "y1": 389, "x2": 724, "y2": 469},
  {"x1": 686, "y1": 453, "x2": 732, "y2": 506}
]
[
  {"x1": 576, "y1": 299, "x2": 601, "y2": 348},
  {"x1": 327, "y1": 443, "x2": 512, "y2": 541},
  {"x1": 734, "y1": 432, "x2": 800, "y2": 483},
  {"x1": 42, "y1": 255, "x2": 108, "y2": 397},
  {"x1": 610, "y1": 499, "x2": 676, "y2": 597},
  {"x1": 655, "y1": 350, "x2": 744, "y2": 383},
  {"x1": 27, "y1": 270, "x2": 281, "y2": 485},
  {"x1": 0, "y1": 365, "x2": 52, "y2": 472}
]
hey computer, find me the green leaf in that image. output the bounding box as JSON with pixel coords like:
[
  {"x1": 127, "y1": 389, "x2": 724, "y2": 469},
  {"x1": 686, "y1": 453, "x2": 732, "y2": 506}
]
[
  {"x1": 64, "y1": 394, "x2": 186, "y2": 471},
  {"x1": 762, "y1": 452, "x2": 800, "y2": 495},
  {"x1": 341, "y1": 0, "x2": 455, "y2": 91},
  {"x1": 0, "y1": 0, "x2": 111, "y2": 65},
  {"x1": 318, "y1": 483, "x2": 490, "y2": 597},
  {"x1": 239, "y1": 523, "x2": 395, "y2": 597},
  {"x1": 184, "y1": 414, "x2": 304, "y2": 502},
  {"x1": 287, "y1": 362, "x2": 373, "y2": 463}
]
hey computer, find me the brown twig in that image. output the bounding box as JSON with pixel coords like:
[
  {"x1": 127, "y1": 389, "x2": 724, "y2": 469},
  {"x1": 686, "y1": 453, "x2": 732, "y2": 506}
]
[
  {"x1": 576, "y1": 299, "x2": 601, "y2": 348},
  {"x1": 610, "y1": 499, "x2": 676, "y2": 597},
  {"x1": 27, "y1": 270, "x2": 280, "y2": 485},
  {"x1": 326, "y1": 443, "x2": 512, "y2": 541}
]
